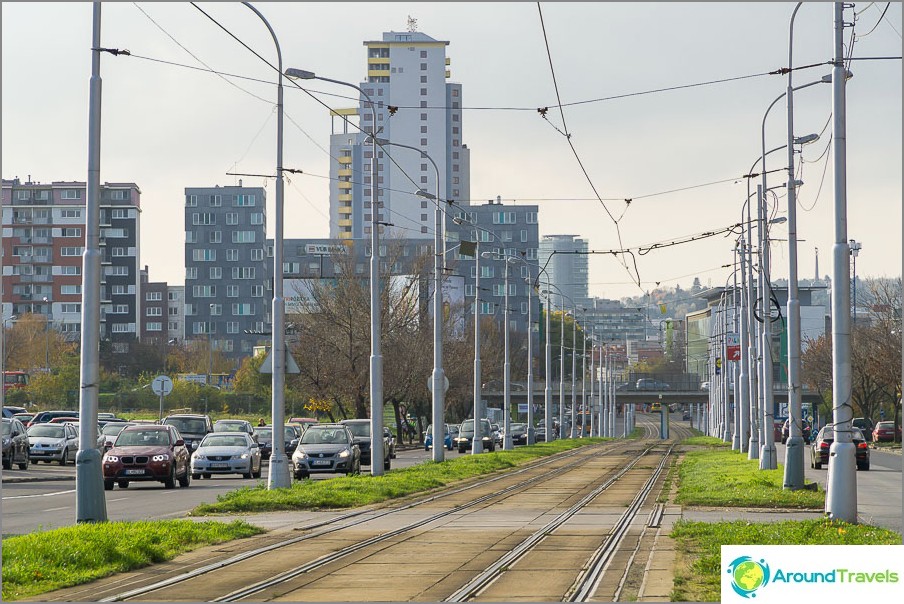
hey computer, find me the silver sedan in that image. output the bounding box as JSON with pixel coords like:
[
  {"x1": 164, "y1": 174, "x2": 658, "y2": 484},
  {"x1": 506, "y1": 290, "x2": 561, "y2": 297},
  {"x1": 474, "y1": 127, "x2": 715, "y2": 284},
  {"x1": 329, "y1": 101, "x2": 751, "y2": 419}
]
[{"x1": 190, "y1": 433, "x2": 262, "y2": 479}]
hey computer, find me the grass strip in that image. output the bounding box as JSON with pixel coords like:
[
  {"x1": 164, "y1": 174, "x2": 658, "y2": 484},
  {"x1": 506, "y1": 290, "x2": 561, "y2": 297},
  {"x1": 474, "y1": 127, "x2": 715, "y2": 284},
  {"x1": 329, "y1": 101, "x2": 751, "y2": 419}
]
[
  {"x1": 192, "y1": 438, "x2": 608, "y2": 514},
  {"x1": 670, "y1": 518, "x2": 902, "y2": 602},
  {"x1": 1, "y1": 519, "x2": 263, "y2": 601},
  {"x1": 676, "y1": 437, "x2": 824, "y2": 509}
]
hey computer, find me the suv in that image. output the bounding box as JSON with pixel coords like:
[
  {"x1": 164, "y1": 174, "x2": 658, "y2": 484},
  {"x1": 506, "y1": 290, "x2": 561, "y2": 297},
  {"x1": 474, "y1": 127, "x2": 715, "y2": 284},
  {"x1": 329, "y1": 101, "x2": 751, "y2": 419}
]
[
  {"x1": 453, "y1": 418, "x2": 495, "y2": 453},
  {"x1": 103, "y1": 424, "x2": 191, "y2": 489},
  {"x1": 636, "y1": 378, "x2": 671, "y2": 391},
  {"x1": 852, "y1": 417, "x2": 874, "y2": 437},
  {"x1": 340, "y1": 419, "x2": 391, "y2": 470},
  {"x1": 161, "y1": 414, "x2": 212, "y2": 452}
]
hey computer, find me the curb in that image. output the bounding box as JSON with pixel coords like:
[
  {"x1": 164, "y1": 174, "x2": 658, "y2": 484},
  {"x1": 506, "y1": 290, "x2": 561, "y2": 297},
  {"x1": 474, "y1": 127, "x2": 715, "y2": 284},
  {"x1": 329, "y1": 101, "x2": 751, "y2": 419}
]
[{"x1": 1, "y1": 475, "x2": 76, "y2": 484}]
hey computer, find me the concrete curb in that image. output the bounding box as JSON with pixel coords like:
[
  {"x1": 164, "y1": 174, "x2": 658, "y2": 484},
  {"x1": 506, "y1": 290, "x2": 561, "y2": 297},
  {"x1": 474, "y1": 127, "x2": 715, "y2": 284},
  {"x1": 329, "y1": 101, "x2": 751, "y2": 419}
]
[{"x1": 1, "y1": 475, "x2": 75, "y2": 484}]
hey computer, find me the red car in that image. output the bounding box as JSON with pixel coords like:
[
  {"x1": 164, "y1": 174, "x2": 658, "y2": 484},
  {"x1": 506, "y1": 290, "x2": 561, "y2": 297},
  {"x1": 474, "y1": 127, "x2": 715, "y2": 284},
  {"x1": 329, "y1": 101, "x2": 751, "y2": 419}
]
[
  {"x1": 103, "y1": 425, "x2": 191, "y2": 490},
  {"x1": 871, "y1": 421, "x2": 901, "y2": 443}
]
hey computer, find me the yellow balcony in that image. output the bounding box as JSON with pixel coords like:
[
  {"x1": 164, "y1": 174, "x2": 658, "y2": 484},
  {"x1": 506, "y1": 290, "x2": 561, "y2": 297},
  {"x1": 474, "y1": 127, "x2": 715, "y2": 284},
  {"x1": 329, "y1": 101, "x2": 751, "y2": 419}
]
[
  {"x1": 445, "y1": 69, "x2": 451, "y2": 78},
  {"x1": 338, "y1": 156, "x2": 352, "y2": 165},
  {"x1": 338, "y1": 182, "x2": 352, "y2": 191},
  {"x1": 330, "y1": 107, "x2": 358, "y2": 117},
  {"x1": 445, "y1": 58, "x2": 451, "y2": 65},
  {"x1": 368, "y1": 57, "x2": 390, "y2": 65},
  {"x1": 338, "y1": 218, "x2": 352, "y2": 227},
  {"x1": 368, "y1": 70, "x2": 391, "y2": 78},
  {"x1": 338, "y1": 231, "x2": 352, "y2": 240},
  {"x1": 338, "y1": 205, "x2": 352, "y2": 215},
  {"x1": 338, "y1": 168, "x2": 352, "y2": 177},
  {"x1": 339, "y1": 194, "x2": 352, "y2": 202}
]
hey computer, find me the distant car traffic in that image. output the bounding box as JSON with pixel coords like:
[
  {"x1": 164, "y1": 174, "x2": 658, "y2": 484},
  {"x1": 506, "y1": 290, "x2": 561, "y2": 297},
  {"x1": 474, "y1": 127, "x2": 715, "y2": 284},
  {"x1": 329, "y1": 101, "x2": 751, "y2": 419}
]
[
  {"x1": 340, "y1": 419, "x2": 391, "y2": 470},
  {"x1": 191, "y1": 432, "x2": 262, "y2": 479},
  {"x1": 213, "y1": 419, "x2": 256, "y2": 438},
  {"x1": 100, "y1": 421, "x2": 135, "y2": 450},
  {"x1": 424, "y1": 423, "x2": 453, "y2": 451},
  {"x1": 2, "y1": 417, "x2": 30, "y2": 469},
  {"x1": 26, "y1": 422, "x2": 79, "y2": 465},
  {"x1": 454, "y1": 419, "x2": 495, "y2": 453},
  {"x1": 103, "y1": 424, "x2": 191, "y2": 489},
  {"x1": 780, "y1": 418, "x2": 812, "y2": 444},
  {"x1": 810, "y1": 424, "x2": 870, "y2": 471},
  {"x1": 384, "y1": 427, "x2": 396, "y2": 459},
  {"x1": 507, "y1": 422, "x2": 528, "y2": 445},
  {"x1": 851, "y1": 417, "x2": 875, "y2": 437},
  {"x1": 291, "y1": 423, "x2": 361, "y2": 479},
  {"x1": 871, "y1": 421, "x2": 901, "y2": 443},
  {"x1": 161, "y1": 414, "x2": 213, "y2": 452},
  {"x1": 637, "y1": 378, "x2": 671, "y2": 391}
]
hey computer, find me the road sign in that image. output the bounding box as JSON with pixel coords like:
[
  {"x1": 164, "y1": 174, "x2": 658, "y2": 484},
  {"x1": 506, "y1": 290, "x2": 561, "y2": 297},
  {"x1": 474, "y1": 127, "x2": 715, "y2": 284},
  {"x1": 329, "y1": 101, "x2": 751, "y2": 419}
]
[
  {"x1": 259, "y1": 346, "x2": 301, "y2": 374},
  {"x1": 726, "y1": 332, "x2": 741, "y2": 361},
  {"x1": 427, "y1": 375, "x2": 450, "y2": 393},
  {"x1": 151, "y1": 375, "x2": 173, "y2": 396},
  {"x1": 518, "y1": 403, "x2": 529, "y2": 413}
]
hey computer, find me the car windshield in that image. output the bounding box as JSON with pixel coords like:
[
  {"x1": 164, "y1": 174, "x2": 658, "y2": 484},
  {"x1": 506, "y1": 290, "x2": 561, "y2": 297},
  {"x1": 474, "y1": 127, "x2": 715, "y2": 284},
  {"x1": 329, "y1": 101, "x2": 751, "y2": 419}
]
[
  {"x1": 255, "y1": 428, "x2": 272, "y2": 439},
  {"x1": 460, "y1": 420, "x2": 474, "y2": 435},
  {"x1": 102, "y1": 423, "x2": 130, "y2": 436},
  {"x1": 28, "y1": 425, "x2": 64, "y2": 438},
  {"x1": 165, "y1": 418, "x2": 208, "y2": 434},
  {"x1": 284, "y1": 426, "x2": 298, "y2": 439},
  {"x1": 426, "y1": 424, "x2": 449, "y2": 436},
  {"x1": 116, "y1": 430, "x2": 171, "y2": 447},
  {"x1": 201, "y1": 434, "x2": 247, "y2": 448},
  {"x1": 876, "y1": 422, "x2": 894, "y2": 429},
  {"x1": 302, "y1": 428, "x2": 348, "y2": 445},
  {"x1": 344, "y1": 422, "x2": 370, "y2": 437},
  {"x1": 214, "y1": 421, "x2": 246, "y2": 432}
]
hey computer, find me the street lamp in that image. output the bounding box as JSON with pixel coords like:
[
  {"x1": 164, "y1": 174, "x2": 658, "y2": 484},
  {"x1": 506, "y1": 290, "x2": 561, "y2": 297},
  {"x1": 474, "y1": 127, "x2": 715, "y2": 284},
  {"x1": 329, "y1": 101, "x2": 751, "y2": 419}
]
[
  {"x1": 849, "y1": 239, "x2": 861, "y2": 325},
  {"x1": 482, "y1": 251, "x2": 518, "y2": 450},
  {"x1": 287, "y1": 67, "x2": 384, "y2": 475}
]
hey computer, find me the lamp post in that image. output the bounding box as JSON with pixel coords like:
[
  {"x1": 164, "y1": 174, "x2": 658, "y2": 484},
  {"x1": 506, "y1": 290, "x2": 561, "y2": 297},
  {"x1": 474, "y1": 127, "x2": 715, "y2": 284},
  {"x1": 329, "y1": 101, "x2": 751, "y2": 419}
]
[
  {"x1": 243, "y1": 3, "x2": 291, "y2": 487},
  {"x1": 580, "y1": 311, "x2": 587, "y2": 437},
  {"x1": 480, "y1": 250, "x2": 517, "y2": 450},
  {"x1": 849, "y1": 239, "x2": 861, "y2": 325},
  {"x1": 287, "y1": 67, "x2": 383, "y2": 475}
]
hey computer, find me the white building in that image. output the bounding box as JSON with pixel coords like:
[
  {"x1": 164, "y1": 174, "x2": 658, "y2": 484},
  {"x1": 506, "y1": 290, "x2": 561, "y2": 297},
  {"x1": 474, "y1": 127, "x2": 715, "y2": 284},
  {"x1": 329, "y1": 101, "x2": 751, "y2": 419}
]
[{"x1": 538, "y1": 234, "x2": 589, "y2": 311}]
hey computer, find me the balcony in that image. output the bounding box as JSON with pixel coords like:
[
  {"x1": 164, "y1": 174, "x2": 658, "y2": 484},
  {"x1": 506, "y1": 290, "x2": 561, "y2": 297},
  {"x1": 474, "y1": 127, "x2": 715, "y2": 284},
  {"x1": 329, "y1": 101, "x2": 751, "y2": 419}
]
[
  {"x1": 338, "y1": 168, "x2": 352, "y2": 177},
  {"x1": 338, "y1": 205, "x2": 353, "y2": 215},
  {"x1": 338, "y1": 156, "x2": 353, "y2": 165}
]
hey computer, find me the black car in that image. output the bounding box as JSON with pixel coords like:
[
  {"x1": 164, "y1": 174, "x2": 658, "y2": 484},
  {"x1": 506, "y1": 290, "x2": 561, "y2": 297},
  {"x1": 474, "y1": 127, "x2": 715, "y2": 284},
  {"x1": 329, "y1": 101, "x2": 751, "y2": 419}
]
[
  {"x1": 810, "y1": 424, "x2": 870, "y2": 471},
  {"x1": 2, "y1": 417, "x2": 30, "y2": 470},
  {"x1": 340, "y1": 419, "x2": 391, "y2": 470},
  {"x1": 507, "y1": 422, "x2": 528, "y2": 446},
  {"x1": 252, "y1": 424, "x2": 300, "y2": 459},
  {"x1": 780, "y1": 418, "x2": 812, "y2": 444},
  {"x1": 453, "y1": 419, "x2": 495, "y2": 453},
  {"x1": 161, "y1": 414, "x2": 213, "y2": 452}
]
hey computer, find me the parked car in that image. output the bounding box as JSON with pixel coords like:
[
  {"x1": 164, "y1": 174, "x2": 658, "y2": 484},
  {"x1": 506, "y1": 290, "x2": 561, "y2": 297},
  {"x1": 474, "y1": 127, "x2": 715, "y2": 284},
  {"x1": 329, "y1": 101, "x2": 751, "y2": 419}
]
[
  {"x1": 810, "y1": 424, "x2": 870, "y2": 470},
  {"x1": 27, "y1": 410, "x2": 80, "y2": 427},
  {"x1": 103, "y1": 424, "x2": 191, "y2": 490},
  {"x1": 852, "y1": 417, "x2": 875, "y2": 437},
  {"x1": 871, "y1": 421, "x2": 901, "y2": 443},
  {"x1": 424, "y1": 423, "x2": 453, "y2": 451},
  {"x1": 637, "y1": 378, "x2": 671, "y2": 391},
  {"x1": 288, "y1": 418, "x2": 320, "y2": 432},
  {"x1": 453, "y1": 418, "x2": 495, "y2": 453},
  {"x1": 291, "y1": 423, "x2": 361, "y2": 479},
  {"x1": 340, "y1": 419, "x2": 391, "y2": 470},
  {"x1": 101, "y1": 421, "x2": 136, "y2": 450},
  {"x1": 384, "y1": 427, "x2": 397, "y2": 459},
  {"x1": 213, "y1": 419, "x2": 256, "y2": 438},
  {"x1": 535, "y1": 427, "x2": 547, "y2": 442},
  {"x1": 191, "y1": 432, "x2": 262, "y2": 479},
  {"x1": 161, "y1": 414, "x2": 213, "y2": 452},
  {"x1": 780, "y1": 418, "x2": 812, "y2": 444},
  {"x1": 65, "y1": 421, "x2": 106, "y2": 450},
  {"x1": 13, "y1": 412, "x2": 35, "y2": 425},
  {"x1": 26, "y1": 422, "x2": 79, "y2": 465},
  {"x1": 507, "y1": 422, "x2": 528, "y2": 445},
  {"x1": 3, "y1": 406, "x2": 29, "y2": 418},
  {"x1": 2, "y1": 417, "x2": 30, "y2": 469},
  {"x1": 253, "y1": 424, "x2": 301, "y2": 459},
  {"x1": 491, "y1": 423, "x2": 503, "y2": 446}
]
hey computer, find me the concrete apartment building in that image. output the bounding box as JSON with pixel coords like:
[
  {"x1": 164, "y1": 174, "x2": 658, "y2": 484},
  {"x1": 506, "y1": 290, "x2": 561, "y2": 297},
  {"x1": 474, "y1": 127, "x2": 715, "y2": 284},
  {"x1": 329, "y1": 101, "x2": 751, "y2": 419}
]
[
  {"x1": 138, "y1": 267, "x2": 184, "y2": 346},
  {"x1": 183, "y1": 183, "x2": 271, "y2": 362},
  {"x1": 538, "y1": 234, "x2": 590, "y2": 312},
  {"x1": 1, "y1": 177, "x2": 141, "y2": 349},
  {"x1": 326, "y1": 26, "x2": 470, "y2": 241}
]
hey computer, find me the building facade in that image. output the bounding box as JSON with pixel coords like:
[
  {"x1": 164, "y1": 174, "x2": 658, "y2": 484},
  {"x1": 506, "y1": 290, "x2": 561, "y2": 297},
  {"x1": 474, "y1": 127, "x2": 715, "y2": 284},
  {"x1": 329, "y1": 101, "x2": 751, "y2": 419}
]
[
  {"x1": 538, "y1": 234, "x2": 589, "y2": 311},
  {"x1": 183, "y1": 184, "x2": 271, "y2": 362},
  {"x1": 1, "y1": 177, "x2": 141, "y2": 347},
  {"x1": 327, "y1": 27, "x2": 470, "y2": 241}
]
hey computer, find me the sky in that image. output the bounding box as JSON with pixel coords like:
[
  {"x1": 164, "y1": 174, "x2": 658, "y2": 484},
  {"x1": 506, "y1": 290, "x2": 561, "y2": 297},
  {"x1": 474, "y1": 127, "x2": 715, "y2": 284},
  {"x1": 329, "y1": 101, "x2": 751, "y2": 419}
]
[{"x1": 2, "y1": 2, "x2": 901, "y2": 301}]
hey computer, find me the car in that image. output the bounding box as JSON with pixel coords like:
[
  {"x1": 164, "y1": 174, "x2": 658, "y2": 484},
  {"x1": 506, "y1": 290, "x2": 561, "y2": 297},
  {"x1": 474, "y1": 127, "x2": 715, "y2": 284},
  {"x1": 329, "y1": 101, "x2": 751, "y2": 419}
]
[
  {"x1": 291, "y1": 423, "x2": 361, "y2": 479},
  {"x1": 535, "y1": 427, "x2": 547, "y2": 442},
  {"x1": 340, "y1": 419, "x2": 391, "y2": 470},
  {"x1": 637, "y1": 378, "x2": 671, "y2": 391},
  {"x1": 13, "y1": 412, "x2": 35, "y2": 425},
  {"x1": 26, "y1": 410, "x2": 80, "y2": 427},
  {"x1": 288, "y1": 417, "x2": 320, "y2": 432},
  {"x1": 780, "y1": 418, "x2": 812, "y2": 444},
  {"x1": 852, "y1": 417, "x2": 875, "y2": 437},
  {"x1": 26, "y1": 422, "x2": 79, "y2": 465},
  {"x1": 47, "y1": 416, "x2": 80, "y2": 424},
  {"x1": 212, "y1": 419, "x2": 256, "y2": 438},
  {"x1": 65, "y1": 421, "x2": 106, "y2": 450},
  {"x1": 100, "y1": 421, "x2": 136, "y2": 450},
  {"x1": 384, "y1": 427, "x2": 397, "y2": 459},
  {"x1": 3, "y1": 406, "x2": 29, "y2": 418},
  {"x1": 453, "y1": 418, "x2": 495, "y2": 453},
  {"x1": 871, "y1": 421, "x2": 901, "y2": 443},
  {"x1": 253, "y1": 424, "x2": 301, "y2": 459},
  {"x1": 507, "y1": 422, "x2": 528, "y2": 445},
  {"x1": 103, "y1": 424, "x2": 191, "y2": 490},
  {"x1": 810, "y1": 424, "x2": 870, "y2": 471},
  {"x1": 424, "y1": 423, "x2": 453, "y2": 451},
  {"x1": 191, "y1": 432, "x2": 262, "y2": 479},
  {"x1": 491, "y1": 423, "x2": 503, "y2": 446},
  {"x1": 700, "y1": 381, "x2": 710, "y2": 392},
  {"x1": 2, "y1": 417, "x2": 30, "y2": 469},
  {"x1": 161, "y1": 414, "x2": 213, "y2": 452}
]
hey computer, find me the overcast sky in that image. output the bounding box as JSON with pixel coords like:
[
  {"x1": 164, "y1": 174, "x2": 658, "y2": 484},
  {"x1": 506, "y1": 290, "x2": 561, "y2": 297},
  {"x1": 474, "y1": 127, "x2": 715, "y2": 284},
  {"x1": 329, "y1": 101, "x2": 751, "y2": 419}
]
[{"x1": 3, "y1": 2, "x2": 901, "y2": 300}]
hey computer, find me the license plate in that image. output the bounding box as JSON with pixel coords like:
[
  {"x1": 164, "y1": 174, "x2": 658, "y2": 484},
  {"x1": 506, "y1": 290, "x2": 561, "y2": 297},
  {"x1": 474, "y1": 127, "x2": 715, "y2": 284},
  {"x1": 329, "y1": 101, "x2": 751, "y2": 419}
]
[
  {"x1": 311, "y1": 460, "x2": 331, "y2": 466},
  {"x1": 210, "y1": 463, "x2": 228, "y2": 468},
  {"x1": 125, "y1": 469, "x2": 146, "y2": 475}
]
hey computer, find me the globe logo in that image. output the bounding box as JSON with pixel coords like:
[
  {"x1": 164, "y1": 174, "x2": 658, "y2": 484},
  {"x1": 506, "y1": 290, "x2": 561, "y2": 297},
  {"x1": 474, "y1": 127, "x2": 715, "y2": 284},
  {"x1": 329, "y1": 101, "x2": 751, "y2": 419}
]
[{"x1": 727, "y1": 556, "x2": 770, "y2": 598}]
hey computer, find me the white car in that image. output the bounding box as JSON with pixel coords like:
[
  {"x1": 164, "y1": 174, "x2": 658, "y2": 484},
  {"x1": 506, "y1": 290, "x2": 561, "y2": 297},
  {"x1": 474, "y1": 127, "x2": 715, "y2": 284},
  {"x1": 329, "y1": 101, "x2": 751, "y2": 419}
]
[
  {"x1": 26, "y1": 423, "x2": 79, "y2": 465},
  {"x1": 191, "y1": 432, "x2": 262, "y2": 479}
]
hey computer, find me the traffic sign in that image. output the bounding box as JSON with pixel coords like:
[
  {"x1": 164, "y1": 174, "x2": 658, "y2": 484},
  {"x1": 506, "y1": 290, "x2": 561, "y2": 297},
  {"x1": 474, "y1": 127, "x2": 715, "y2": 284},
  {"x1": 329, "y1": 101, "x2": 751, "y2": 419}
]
[
  {"x1": 151, "y1": 375, "x2": 173, "y2": 396},
  {"x1": 427, "y1": 375, "x2": 450, "y2": 393}
]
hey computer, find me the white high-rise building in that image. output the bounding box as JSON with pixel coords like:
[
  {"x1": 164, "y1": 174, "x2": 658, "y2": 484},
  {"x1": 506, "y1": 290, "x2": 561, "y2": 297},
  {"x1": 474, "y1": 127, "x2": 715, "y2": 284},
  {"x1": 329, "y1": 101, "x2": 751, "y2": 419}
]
[
  {"x1": 538, "y1": 234, "x2": 589, "y2": 310},
  {"x1": 327, "y1": 27, "x2": 470, "y2": 240}
]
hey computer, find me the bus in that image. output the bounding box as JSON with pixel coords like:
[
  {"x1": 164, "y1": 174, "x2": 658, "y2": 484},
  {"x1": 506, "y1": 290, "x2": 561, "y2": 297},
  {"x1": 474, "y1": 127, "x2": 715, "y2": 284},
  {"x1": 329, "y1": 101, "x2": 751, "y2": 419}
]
[{"x1": 2, "y1": 371, "x2": 29, "y2": 394}]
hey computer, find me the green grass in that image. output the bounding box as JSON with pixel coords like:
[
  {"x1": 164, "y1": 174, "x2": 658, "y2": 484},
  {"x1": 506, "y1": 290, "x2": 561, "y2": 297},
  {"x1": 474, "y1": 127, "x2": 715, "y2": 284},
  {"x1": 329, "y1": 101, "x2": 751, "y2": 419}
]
[
  {"x1": 676, "y1": 438, "x2": 824, "y2": 509},
  {"x1": 670, "y1": 519, "x2": 902, "y2": 602},
  {"x1": 0, "y1": 519, "x2": 263, "y2": 601},
  {"x1": 192, "y1": 438, "x2": 609, "y2": 514}
]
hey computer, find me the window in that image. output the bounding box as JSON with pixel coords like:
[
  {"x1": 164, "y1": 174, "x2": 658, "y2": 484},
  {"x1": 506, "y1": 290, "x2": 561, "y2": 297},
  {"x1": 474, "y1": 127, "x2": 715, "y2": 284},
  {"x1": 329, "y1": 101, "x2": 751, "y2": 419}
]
[
  {"x1": 226, "y1": 285, "x2": 239, "y2": 298},
  {"x1": 16, "y1": 190, "x2": 29, "y2": 201},
  {"x1": 61, "y1": 228, "x2": 81, "y2": 237},
  {"x1": 234, "y1": 194, "x2": 256, "y2": 207},
  {"x1": 521, "y1": 229, "x2": 528, "y2": 242},
  {"x1": 526, "y1": 248, "x2": 538, "y2": 260},
  {"x1": 526, "y1": 212, "x2": 538, "y2": 224},
  {"x1": 192, "y1": 212, "x2": 215, "y2": 225},
  {"x1": 61, "y1": 266, "x2": 81, "y2": 276},
  {"x1": 60, "y1": 209, "x2": 82, "y2": 218},
  {"x1": 60, "y1": 247, "x2": 83, "y2": 256},
  {"x1": 192, "y1": 249, "x2": 216, "y2": 262},
  {"x1": 61, "y1": 285, "x2": 81, "y2": 295},
  {"x1": 209, "y1": 194, "x2": 222, "y2": 207},
  {"x1": 61, "y1": 189, "x2": 82, "y2": 200},
  {"x1": 226, "y1": 213, "x2": 239, "y2": 225},
  {"x1": 480, "y1": 302, "x2": 494, "y2": 315},
  {"x1": 420, "y1": 50, "x2": 427, "y2": 58},
  {"x1": 420, "y1": 138, "x2": 427, "y2": 146},
  {"x1": 111, "y1": 247, "x2": 128, "y2": 257},
  {"x1": 209, "y1": 266, "x2": 222, "y2": 279},
  {"x1": 192, "y1": 285, "x2": 216, "y2": 298},
  {"x1": 250, "y1": 212, "x2": 264, "y2": 225},
  {"x1": 420, "y1": 88, "x2": 427, "y2": 96},
  {"x1": 250, "y1": 248, "x2": 264, "y2": 261},
  {"x1": 146, "y1": 322, "x2": 162, "y2": 332},
  {"x1": 232, "y1": 267, "x2": 256, "y2": 280},
  {"x1": 232, "y1": 231, "x2": 256, "y2": 244},
  {"x1": 110, "y1": 190, "x2": 128, "y2": 201},
  {"x1": 113, "y1": 304, "x2": 129, "y2": 314},
  {"x1": 420, "y1": 126, "x2": 427, "y2": 133},
  {"x1": 111, "y1": 209, "x2": 129, "y2": 219},
  {"x1": 481, "y1": 266, "x2": 495, "y2": 278},
  {"x1": 226, "y1": 249, "x2": 239, "y2": 262},
  {"x1": 169, "y1": 307, "x2": 179, "y2": 316},
  {"x1": 251, "y1": 285, "x2": 264, "y2": 297},
  {"x1": 61, "y1": 303, "x2": 81, "y2": 313},
  {"x1": 226, "y1": 322, "x2": 239, "y2": 334},
  {"x1": 185, "y1": 267, "x2": 197, "y2": 280},
  {"x1": 185, "y1": 230, "x2": 197, "y2": 244},
  {"x1": 492, "y1": 211, "x2": 516, "y2": 225},
  {"x1": 209, "y1": 231, "x2": 222, "y2": 244},
  {"x1": 168, "y1": 321, "x2": 179, "y2": 331},
  {"x1": 186, "y1": 194, "x2": 198, "y2": 207},
  {"x1": 420, "y1": 76, "x2": 427, "y2": 83},
  {"x1": 146, "y1": 307, "x2": 162, "y2": 316},
  {"x1": 111, "y1": 323, "x2": 135, "y2": 334},
  {"x1": 210, "y1": 304, "x2": 222, "y2": 316},
  {"x1": 146, "y1": 292, "x2": 163, "y2": 301},
  {"x1": 168, "y1": 291, "x2": 180, "y2": 301},
  {"x1": 232, "y1": 303, "x2": 254, "y2": 316}
]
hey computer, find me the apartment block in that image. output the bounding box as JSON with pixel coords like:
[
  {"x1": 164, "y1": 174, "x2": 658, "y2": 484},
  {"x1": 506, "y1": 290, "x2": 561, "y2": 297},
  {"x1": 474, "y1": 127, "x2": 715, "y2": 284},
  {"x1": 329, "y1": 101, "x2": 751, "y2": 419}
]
[
  {"x1": 538, "y1": 234, "x2": 590, "y2": 311},
  {"x1": 184, "y1": 184, "x2": 271, "y2": 362},
  {"x1": 1, "y1": 177, "x2": 141, "y2": 347}
]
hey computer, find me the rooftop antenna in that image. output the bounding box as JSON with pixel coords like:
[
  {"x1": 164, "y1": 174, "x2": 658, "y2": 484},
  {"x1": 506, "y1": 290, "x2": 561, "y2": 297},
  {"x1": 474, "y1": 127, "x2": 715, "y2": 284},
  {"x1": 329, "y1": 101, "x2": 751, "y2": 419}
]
[{"x1": 407, "y1": 15, "x2": 418, "y2": 32}]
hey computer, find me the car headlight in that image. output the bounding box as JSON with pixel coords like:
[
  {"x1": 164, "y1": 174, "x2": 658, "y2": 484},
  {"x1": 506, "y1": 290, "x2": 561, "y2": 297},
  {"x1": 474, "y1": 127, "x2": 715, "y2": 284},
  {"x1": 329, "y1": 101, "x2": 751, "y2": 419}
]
[
  {"x1": 338, "y1": 449, "x2": 350, "y2": 458},
  {"x1": 152, "y1": 454, "x2": 170, "y2": 462},
  {"x1": 295, "y1": 450, "x2": 307, "y2": 459},
  {"x1": 104, "y1": 455, "x2": 119, "y2": 463},
  {"x1": 240, "y1": 452, "x2": 250, "y2": 459},
  {"x1": 2, "y1": 437, "x2": 10, "y2": 447},
  {"x1": 194, "y1": 454, "x2": 206, "y2": 460}
]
